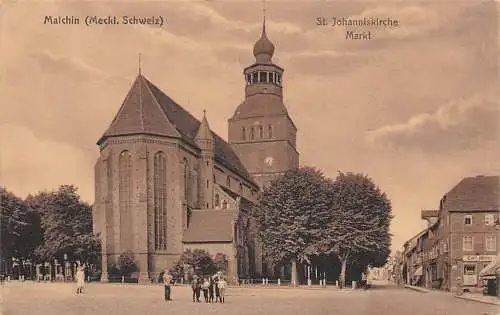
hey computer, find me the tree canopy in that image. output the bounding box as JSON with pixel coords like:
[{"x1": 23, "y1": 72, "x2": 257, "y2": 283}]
[
  {"x1": 255, "y1": 167, "x2": 332, "y2": 265},
  {"x1": 25, "y1": 185, "x2": 101, "y2": 264}
]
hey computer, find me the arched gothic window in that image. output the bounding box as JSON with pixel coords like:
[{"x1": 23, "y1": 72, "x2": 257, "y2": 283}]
[
  {"x1": 119, "y1": 150, "x2": 133, "y2": 250},
  {"x1": 183, "y1": 159, "x2": 189, "y2": 203},
  {"x1": 154, "y1": 152, "x2": 167, "y2": 250},
  {"x1": 215, "y1": 194, "x2": 220, "y2": 208},
  {"x1": 241, "y1": 127, "x2": 246, "y2": 140}
]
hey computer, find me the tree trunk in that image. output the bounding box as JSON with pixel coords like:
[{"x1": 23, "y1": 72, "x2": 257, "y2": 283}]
[
  {"x1": 291, "y1": 258, "x2": 297, "y2": 287},
  {"x1": 340, "y1": 258, "x2": 347, "y2": 289}
]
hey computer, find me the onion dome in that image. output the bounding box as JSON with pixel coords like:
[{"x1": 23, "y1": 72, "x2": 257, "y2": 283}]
[{"x1": 253, "y1": 20, "x2": 274, "y2": 63}]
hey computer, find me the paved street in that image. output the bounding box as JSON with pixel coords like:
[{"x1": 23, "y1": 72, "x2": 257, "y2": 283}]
[{"x1": 0, "y1": 282, "x2": 498, "y2": 315}]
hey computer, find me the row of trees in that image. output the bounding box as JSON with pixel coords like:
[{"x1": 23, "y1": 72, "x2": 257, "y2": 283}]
[
  {"x1": 256, "y1": 168, "x2": 392, "y2": 286},
  {"x1": 0, "y1": 185, "x2": 100, "y2": 268}
]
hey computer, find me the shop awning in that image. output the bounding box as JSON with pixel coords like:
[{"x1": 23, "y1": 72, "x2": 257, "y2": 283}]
[
  {"x1": 479, "y1": 254, "x2": 500, "y2": 278},
  {"x1": 413, "y1": 266, "x2": 423, "y2": 277}
]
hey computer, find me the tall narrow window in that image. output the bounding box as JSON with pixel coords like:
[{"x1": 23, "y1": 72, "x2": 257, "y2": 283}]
[
  {"x1": 154, "y1": 152, "x2": 167, "y2": 250},
  {"x1": 246, "y1": 74, "x2": 251, "y2": 85},
  {"x1": 215, "y1": 194, "x2": 220, "y2": 208},
  {"x1": 241, "y1": 127, "x2": 246, "y2": 140},
  {"x1": 119, "y1": 150, "x2": 133, "y2": 251},
  {"x1": 183, "y1": 159, "x2": 189, "y2": 204},
  {"x1": 271, "y1": 72, "x2": 275, "y2": 84},
  {"x1": 226, "y1": 176, "x2": 231, "y2": 188},
  {"x1": 250, "y1": 127, "x2": 255, "y2": 140},
  {"x1": 259, "y1": 125, "x2": 263, "y2": 138},
  {"x1": 222, "y1": 200, "x2": 228, "y2": 209},
  {"x1": 252, "y1": 72, "x2": 258, "y2": 83},
  {"x1": 268, "y1": 125, "x2": 273, "y2": 138},
  {"x1": 239, "y1": 183, "x2": 243, "y2": 195}
]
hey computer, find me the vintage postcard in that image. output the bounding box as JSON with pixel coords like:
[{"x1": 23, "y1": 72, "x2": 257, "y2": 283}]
[{"x1": 0, "y1": 1, "x2": 498, "y2": 314}]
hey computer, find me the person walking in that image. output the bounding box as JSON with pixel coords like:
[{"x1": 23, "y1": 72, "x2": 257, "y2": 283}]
[
  {"x1": 202, "y1": 278, "x2": 210, "y2": 303},
  {"x1": 163, "y1": 270, "x2": 173, "y2": 301},
  {"x1": 208, "y1": 276, "x2": 215, "y2": 303},
  {"x1": 75, "y1": 264, "x2": 85, "y2": 294}
]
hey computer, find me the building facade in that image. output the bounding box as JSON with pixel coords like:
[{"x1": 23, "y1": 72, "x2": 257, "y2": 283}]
[
  {"x1": 93, "y1": 18, "x2": 298, "y2": 283},
  {"x1": 402, "y1": 175, "x2": 499, "y2": 292}
]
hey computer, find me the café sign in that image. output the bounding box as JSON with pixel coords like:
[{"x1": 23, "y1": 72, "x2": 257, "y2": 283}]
[{"x1": 462, "y1": 255, "x2": 496, "y2": 262}]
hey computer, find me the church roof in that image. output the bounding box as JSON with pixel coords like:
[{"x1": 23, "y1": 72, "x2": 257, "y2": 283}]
[
  {"x1": 98, "y1": 74, "x2": 255, "y2": 184},
  {"x1": 183, "y1": 210, "x2": 235, "y2": 243},
  {"x1": 231, "y1": 93, "x2": 288, "y2": 120},
  {"x1": 444, "y1": 175, "x2": 499, "y2": 212}
]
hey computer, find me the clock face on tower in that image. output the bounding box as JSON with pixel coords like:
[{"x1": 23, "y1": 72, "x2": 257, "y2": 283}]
[{"x1": 264, "y1": 156, "x2": 274, "y2": 168}]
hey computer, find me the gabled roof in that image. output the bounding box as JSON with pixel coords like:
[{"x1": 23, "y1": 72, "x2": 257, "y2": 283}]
[
  {"x1": 98, "y1": 74, "x2": 256, "y2": 185},
  {"x1": 218, "y1": 185, "x2": 255, "y2": 212},
  {"x1": 444, "y1": 175, "x2": 499, "y2": 212},
  {"x1": 183, "y1": 210, "x2": 235, "y2": 243}
]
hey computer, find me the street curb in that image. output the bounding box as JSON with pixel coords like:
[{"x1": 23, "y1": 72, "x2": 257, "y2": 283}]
[
  {"x1": 454, "y1": 295, "x2": 500, "y2": 306},
  {"x1": 404, "y1": 285, "x2": 430, "y2": 293}
]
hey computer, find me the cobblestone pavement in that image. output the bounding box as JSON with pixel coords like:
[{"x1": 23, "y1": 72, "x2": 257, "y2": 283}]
[{"x1": 1, "y1": 282, "x2": 498, "y2": 315}]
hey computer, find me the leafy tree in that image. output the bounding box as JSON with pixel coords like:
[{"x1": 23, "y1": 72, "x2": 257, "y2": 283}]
[
  {"x1": 254, "y1": 167, "x2": 332, "y2": 286},
  {"x1": 118, "y1": 251, "x2": 138, "y2": 277},
  {"x1": 0, "y1": 187, "x2": 32, "y2": 260},
  {"x1": 175, "y1": 248, "x2": 217, "y2": 276},
  {"x1": 26, "y1": 185, "x2": 101, "y2": 264},
  {"x1": 213, "y1": 252, "x2": 228, "y2": 272},
  {"x1": 319, "y1": 172, "x2": 392, "y2": 287}
]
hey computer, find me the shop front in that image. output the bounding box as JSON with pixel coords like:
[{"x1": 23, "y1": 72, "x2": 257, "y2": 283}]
[
  {"x1": 479, "y1": 254, "x2": 500, "y2": 297},
  {"x1": 462, "y1": 255, "x2": 496, "y2": 292}
]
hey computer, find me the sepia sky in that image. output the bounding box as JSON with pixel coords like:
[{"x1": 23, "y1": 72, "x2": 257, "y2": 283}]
[{"x1": 0, "y1": 0, "x2": 498, "y2": 252}]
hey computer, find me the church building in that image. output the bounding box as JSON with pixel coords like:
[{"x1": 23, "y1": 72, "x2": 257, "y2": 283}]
[{"x1": 93, "y1": 16, "x2": 299, "y2": 283}]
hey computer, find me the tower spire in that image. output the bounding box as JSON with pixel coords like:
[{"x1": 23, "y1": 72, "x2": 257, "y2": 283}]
[
  {"x1": 138, "y1": 53, "x2": 142, "y2": 75},
  {"x1": 262, "y1": 0, "x2": 266, "y2": 34}
]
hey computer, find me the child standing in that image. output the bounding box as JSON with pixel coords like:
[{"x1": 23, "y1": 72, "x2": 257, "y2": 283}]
[
  {"x1": 208, "y1": 276, "x2": 215, "y2": 303},
  {"x1": 202, "y1": 278, "x2": 209, "y2": 303}
]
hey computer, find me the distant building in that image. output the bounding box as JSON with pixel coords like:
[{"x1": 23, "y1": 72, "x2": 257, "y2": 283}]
[
  {"x1": 92, "y1": 17, "x2": 299, "y2": 283},
  {"x1": 402, "y1": 175, "x2": 499, "y2": 292}
]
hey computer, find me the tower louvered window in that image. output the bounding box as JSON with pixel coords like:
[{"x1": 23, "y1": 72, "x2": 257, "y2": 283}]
[
  {"x1": 119, "y1": 150, "x2": 133, "y2": 250},
  {"x1": 154, "y1": 152, "x2": 167, "y2": 250},
  {"x1": 250, "y1": 127, "x2": 255, "y2": 140}
]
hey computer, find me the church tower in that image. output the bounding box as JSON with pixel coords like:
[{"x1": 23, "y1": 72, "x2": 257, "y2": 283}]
[
  {"x1": 228, "y1": 14, "x2": 299, "y2": 189},
  {"x1": 195, "y1": 110, "x2": 215, "y2": 209}
]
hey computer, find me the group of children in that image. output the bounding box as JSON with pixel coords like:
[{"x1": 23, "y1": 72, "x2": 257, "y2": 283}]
[{"x1": 191, "y1": 274, "x2": 227, "y2": 303}]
